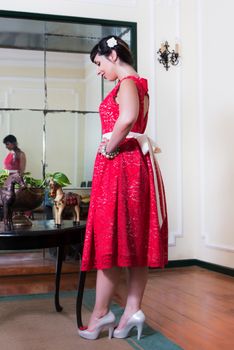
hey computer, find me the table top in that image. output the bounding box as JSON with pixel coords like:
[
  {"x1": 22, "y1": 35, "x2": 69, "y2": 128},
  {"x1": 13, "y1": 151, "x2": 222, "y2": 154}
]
[
  {"x1": 0, "y1": 220, "x2": 86, "y2": 236},
  {"x1": 0, "y1": 220, "x2": 86, "y2": 250}
]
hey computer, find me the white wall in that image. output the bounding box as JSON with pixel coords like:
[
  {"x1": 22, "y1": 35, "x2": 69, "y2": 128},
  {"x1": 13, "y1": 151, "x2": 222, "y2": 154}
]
[
  {"x1": 153, "y1": 0, "x2": 234, "y2": 268},
  {"x1": 0, "y1": 0, "x2": 233, "y2": 268},
  {"x1": 195, "y1": 0, "x2": 234, "y2": 267}
]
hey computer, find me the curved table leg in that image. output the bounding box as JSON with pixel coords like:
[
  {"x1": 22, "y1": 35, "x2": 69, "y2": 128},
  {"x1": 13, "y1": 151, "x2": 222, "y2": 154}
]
[
  {"x1": 76, "y1": 271, "x2": 86, "y2": 328},
  {"x1": 55, "y1": 245, "x2": 65, "y2": 312}
]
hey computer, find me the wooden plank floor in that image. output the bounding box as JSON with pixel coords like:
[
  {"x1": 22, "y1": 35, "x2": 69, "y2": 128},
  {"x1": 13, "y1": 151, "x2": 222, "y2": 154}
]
[{"x1": 0, "y1": 252, "x2": 233, "y2": 350}]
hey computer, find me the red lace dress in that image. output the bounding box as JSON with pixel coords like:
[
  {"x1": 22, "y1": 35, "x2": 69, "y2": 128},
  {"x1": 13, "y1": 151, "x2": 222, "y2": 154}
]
[
  {"x1": 81, "y1": 76, "x2": 168, "y2": 271},
  {"x1": 3, "y1": 153, "x2": 20, "y2": 171}
]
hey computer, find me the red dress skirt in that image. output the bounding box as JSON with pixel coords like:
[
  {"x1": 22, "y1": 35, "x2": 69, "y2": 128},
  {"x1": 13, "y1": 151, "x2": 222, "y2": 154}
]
[{"x1": 81, "y1": 76, "x2": 168, "y2": 271}]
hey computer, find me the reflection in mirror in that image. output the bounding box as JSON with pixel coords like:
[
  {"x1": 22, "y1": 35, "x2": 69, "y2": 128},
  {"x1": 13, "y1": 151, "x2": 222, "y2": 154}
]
[
  {"x1": 0, "y1": 110, "x2": 43, "y2": 178},
  {"x1": 0, "y1": 14, "x2": 135, "y2": 188},
  {"x1": 0, "y1": 13, "x2": 136, "y2": 266},
  {"x1": 45, "y1": 112, "x2": 101, "y2": 187},
  {"x1": 44, "y1": 51, "x2": 101, "y2": 187},
  {"x1": 0, "y1": 49, "x2": 101, "y2": 186}
]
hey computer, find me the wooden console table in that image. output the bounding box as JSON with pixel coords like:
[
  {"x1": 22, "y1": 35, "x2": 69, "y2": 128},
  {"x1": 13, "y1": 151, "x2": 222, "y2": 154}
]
[{"x1": 0, "y1": 220, "x2": 87, "y2": 328}]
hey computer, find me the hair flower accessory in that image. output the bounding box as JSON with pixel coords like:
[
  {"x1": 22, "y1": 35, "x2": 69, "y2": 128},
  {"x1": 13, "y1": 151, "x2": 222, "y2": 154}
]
[{"x1": 106, "y1": 37, "x2": 117, "y2": 48}]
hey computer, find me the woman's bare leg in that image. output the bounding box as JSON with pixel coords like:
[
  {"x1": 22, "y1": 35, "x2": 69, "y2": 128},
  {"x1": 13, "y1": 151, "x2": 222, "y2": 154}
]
[
  {"x1": 87, "y1": 267, "x2": 121, "y2": 330},
  {"x1": 116, "y1": 266, "x2": 148, "y2": 329}
]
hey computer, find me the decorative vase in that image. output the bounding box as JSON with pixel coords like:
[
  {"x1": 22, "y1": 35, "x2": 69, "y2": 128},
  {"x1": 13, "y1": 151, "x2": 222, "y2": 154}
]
[{"x1": 12, "y1": 187, "x2": 45, "y2": 227}]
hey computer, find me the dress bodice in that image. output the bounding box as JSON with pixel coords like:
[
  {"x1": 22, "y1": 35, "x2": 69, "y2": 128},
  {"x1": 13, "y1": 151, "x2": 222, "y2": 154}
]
[
  {"x1": 99, "y1": 76, "x2": 149, "y2": 135},
  {"x1": 3, "y1": 152, "x2": 20, "y2": 171}
]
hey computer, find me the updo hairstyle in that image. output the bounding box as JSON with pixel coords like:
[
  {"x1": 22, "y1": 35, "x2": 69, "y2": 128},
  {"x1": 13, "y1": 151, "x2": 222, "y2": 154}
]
[{"x1": 90, "y1": 35, "x2": 134, "y2": 66}]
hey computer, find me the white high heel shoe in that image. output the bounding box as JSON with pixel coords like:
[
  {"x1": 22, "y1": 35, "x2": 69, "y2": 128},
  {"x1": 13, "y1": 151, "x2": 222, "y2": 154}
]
[
  {"x1": 78, "y1": 310, "x2": 116, "y2": 340},
  {"x1": 113, "y1": 310, "x2": 145, "y2": 340}
]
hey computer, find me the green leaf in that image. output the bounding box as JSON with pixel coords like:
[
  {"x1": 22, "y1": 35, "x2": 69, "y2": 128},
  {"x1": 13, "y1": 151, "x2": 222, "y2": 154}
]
[
  {"x1": 22, "y1": 174, "x2": 45, "y2": 188},
  {"x1": 0, "y1": 169, "x2": 9, "y2": 176},
  {"x1": 0, "y1": 169, "x2": 9, "y2": 187},
  {"x1": 51, "y1": 172, "x2": 71, "y2": 187},
  {"x1": 0, "y1": 169, "x2": 71, "y2": 189}
]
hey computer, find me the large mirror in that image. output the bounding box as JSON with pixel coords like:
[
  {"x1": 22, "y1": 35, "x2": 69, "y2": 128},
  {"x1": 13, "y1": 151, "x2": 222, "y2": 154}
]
[{"x1": 0, "y1": 13, "x2": 137, "y2": 188}]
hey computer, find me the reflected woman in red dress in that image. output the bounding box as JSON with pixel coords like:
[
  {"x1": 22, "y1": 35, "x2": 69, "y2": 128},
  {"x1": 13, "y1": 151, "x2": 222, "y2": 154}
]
[
  {"x1": 78, "y1": 36, "x2": 168, "y2": 341},
  {"x1": 3, "y1": 135, "x2": 26, "y2": 174}
]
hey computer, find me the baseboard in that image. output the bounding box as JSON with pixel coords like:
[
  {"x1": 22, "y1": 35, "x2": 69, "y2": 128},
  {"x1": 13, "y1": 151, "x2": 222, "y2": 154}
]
[
  {"x1": 166, "y1": 259, "x2": 234, "y2": 277},
  {"x1": 166, "y1": 259, "x2": 197, "y2": 268}
]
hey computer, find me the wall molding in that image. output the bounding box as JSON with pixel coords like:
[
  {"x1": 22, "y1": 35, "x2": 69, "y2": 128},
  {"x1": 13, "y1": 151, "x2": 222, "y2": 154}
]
[
  {"x1": 197, "y1": 0, "x2": 234, "y2": 254},
  {"x1": 149, "y1": 1, "x2": 184, "y2": 247},
  {"x1": 203, "y1": 236, "x2": 234, "y2": 253},
  {"x1": 0, "y1": 49, "x2": 90, "y2": 69},
  {"x1": 70, "y1": 0, "x2": 137, "y2": 7},
  {"x1": 0, "y1": 76, "x2": 85, "y2": 83},
  {"x1": 170, "y1": 0, "x2": 183, "y2": 247}
]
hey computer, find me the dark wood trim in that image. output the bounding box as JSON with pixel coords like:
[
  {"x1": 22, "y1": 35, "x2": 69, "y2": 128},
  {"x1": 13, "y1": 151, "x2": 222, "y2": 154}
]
[
  {"x1": 165, "y1": 259, "x2": 234, "y2": 277},
  {"x1": 0, "y1": 10, "x2": 136, "y2": 28},
  {"x1": 0, "y1": 10, "x2": 137, "y2": 71},
  {"x1": 0, "y1": 10, "x2": 137, "y2": 52},
  {"x1": 195, "y1": 259, "x2": 234, "y2": 277},
  {"x1": 166, "y1": 259, "x2": 197, "y2": 268}
]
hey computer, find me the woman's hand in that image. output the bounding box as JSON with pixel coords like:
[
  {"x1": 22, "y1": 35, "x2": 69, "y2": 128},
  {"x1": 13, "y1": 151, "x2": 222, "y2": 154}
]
[{"x1": 98, "y1": 138, "x2": 108, "y2": 154}]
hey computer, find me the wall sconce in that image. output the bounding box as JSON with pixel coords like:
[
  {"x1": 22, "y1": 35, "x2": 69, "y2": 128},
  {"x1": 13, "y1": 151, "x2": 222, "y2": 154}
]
[{"x1": 157, "y1": 41, "x2": 180, "y2": 71}]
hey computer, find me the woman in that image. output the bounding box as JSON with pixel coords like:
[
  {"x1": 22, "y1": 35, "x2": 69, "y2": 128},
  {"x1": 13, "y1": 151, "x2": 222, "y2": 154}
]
[
  {"x1": 79, "y1": 35, "x2": 168, "y2": 340},
  {"x1": 3, "y1": 134, "x2": 26, "y2": 174}
]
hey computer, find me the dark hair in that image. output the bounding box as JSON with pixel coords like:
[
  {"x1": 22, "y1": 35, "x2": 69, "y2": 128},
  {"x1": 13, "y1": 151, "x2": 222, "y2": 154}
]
[
  {"x1": 90, "y1": 35, "x2": 134, "y2": 66},
  {"x1": 3, "y1": 134, "x2": 17, "y2": 145}
]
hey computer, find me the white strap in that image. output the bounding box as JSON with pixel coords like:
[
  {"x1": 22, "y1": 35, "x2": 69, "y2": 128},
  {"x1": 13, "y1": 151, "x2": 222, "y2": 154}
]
[
  {"x1": 102, "y1": 132, "x2": 156, "y2": 155},
  {"x1": 4, "y1": 169, "x2": 18, "y2": 173}
]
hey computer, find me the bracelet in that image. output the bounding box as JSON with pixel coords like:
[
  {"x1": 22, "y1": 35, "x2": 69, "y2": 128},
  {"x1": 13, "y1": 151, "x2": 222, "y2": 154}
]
[{"x1": 100, "y1": 144, "x2": 120, "y2": 159}]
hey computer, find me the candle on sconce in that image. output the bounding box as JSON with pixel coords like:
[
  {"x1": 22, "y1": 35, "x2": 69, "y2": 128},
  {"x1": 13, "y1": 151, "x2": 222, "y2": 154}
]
[
  {"x1": 161, "y1": 43, "x2": 165, "y2": 52},
  {"x1": 175, "y1": 43, "x2": 179, "y2": 54}
]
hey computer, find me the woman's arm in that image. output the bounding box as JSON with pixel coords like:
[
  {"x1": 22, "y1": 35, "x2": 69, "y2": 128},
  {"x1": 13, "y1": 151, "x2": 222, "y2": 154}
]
[
  {"x1": 19, "y1": 151, "x2": 26, "y2": 174},
  {"x1": 105, "y1": 79, "x2": 139, "y2": 153}
]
